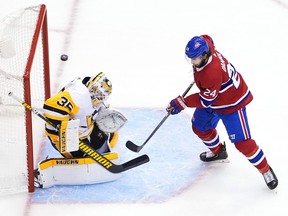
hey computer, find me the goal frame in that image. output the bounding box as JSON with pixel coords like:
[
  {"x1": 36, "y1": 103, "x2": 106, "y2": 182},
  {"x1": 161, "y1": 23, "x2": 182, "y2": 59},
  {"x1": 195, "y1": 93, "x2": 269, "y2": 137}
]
[{"x1": 24, "y1": 4, "x2": 51, "y2": 192}]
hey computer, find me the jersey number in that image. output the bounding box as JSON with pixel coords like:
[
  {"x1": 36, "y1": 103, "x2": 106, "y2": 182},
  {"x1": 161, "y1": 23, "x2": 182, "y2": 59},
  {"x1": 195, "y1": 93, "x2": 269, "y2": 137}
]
[
  {"x1": 203, "y1": 89, "x2": 217, "y2": 97},
  {"x1": 227, "y1": 63, "x2": 240, "y2": 89},
  {"x1": 57, "y1": 96, "x2": 73, "y2": 111}
]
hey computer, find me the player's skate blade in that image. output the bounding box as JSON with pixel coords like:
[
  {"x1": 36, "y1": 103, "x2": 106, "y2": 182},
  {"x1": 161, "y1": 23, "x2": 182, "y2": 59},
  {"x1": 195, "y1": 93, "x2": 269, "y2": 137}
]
[
  {"x1": 263, "y1": 167, "x2": 278, "y2": 190},
  {"x1": 200, "y1": 143, "x2": 228, "y2": 162}
]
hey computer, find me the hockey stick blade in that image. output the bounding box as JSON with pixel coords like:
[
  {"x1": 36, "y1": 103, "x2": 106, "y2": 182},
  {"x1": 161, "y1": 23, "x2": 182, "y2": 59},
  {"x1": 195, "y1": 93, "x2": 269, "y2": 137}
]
[
  {"x1": 120, "y1": 154, "x2": 150, "y2": 171},
  {"x1": 126, "y1": 140, "x2": 144, "y2": 153}
]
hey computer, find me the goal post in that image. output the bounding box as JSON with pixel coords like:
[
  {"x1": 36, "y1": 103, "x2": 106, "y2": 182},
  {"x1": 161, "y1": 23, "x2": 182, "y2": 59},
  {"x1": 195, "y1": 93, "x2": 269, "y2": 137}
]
[{"x1": 0, "y1": 4, "x2": 50, "y2": 194}]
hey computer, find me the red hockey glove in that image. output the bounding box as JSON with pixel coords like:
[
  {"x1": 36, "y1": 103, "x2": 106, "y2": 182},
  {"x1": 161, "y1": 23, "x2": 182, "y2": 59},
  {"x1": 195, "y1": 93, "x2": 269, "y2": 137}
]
[{"x1": 166, "y1": 95, "x2": 187, "y2": 115}]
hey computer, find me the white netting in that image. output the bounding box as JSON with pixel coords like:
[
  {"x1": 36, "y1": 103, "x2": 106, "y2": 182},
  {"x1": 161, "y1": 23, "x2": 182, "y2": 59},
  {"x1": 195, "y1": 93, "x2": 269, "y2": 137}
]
[{"x1": 0, "y1": 5, "x2": 48, "y2": 195}]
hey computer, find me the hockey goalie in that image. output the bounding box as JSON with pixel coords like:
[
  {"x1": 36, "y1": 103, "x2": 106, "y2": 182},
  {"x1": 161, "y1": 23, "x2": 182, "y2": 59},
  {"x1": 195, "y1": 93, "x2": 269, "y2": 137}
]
[{"x1": 34, "y1": 72, "x2": 127, "y2": 188}]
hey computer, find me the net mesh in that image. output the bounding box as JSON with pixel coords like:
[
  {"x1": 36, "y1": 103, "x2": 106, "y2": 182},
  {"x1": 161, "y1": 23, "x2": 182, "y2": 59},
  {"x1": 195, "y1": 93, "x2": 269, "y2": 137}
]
[{"x1": 0, "y1": 5, "x2": 48, "y2": 195}]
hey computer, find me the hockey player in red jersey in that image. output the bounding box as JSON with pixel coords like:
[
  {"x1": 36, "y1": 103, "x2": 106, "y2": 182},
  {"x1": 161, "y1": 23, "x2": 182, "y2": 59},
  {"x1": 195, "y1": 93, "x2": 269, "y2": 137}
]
[{"x1": 166, "y1": 35, "x2": 278, "y2": 190}]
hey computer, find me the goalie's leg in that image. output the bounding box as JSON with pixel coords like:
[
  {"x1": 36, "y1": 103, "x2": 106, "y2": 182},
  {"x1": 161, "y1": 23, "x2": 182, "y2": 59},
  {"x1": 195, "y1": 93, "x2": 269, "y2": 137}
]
[
  {"x1": 109, "y1": 131, "x2": 119, "y2": 148},
  {"x1": 85, "y1": 123, "x2": 112, "y2": 154},
  {"x1": 46, "y1": 122, "x2": 116, "y2": 158},
  {"x1": 34, "y1": 153, "x2": 121, "y2": 188}
]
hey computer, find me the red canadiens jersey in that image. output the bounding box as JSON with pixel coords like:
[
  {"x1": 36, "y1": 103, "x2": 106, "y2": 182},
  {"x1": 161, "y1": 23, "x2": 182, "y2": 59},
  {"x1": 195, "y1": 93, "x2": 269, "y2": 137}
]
[{"x1": 185, "y1": 35, "x2": 253, "y2": 114}]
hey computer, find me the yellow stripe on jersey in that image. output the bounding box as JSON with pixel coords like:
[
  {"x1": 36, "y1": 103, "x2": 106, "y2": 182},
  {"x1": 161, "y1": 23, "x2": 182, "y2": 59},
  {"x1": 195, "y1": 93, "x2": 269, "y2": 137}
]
[{"x1": 39, "y1": 152, "x2": 119, "y2": 170}]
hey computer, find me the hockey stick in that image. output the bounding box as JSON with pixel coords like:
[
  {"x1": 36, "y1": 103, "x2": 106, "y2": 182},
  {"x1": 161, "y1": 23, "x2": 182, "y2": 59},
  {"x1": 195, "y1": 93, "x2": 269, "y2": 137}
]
[
  {"x1": 126, "y1": 81, "x2": 195, "y2": 152},
  {"x1": 0, "y1": 65, "x2": 22, "y2": 81},
  {"x1": 8, "y1": 92, "x2": 150, "y2": 173}
]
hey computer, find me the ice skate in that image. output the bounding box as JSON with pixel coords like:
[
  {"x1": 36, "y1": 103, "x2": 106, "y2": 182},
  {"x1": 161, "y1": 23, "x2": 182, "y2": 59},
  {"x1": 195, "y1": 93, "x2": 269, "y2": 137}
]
[
  {"x1": 200, "y1": 142, "x2": 228, "y2": 162},
  {"x1": 262, "y1": 167, "x2": 278, "y2": 190}
]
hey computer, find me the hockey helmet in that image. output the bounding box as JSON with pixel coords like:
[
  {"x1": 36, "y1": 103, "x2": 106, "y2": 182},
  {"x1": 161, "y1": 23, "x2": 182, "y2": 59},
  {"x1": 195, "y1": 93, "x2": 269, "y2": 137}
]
[
  {"x1": 185, "y1": 36, "x2": 209, "y2": 59},
  {"x1": 86, "y1": 72, "x2": 112, "y2": 107}
]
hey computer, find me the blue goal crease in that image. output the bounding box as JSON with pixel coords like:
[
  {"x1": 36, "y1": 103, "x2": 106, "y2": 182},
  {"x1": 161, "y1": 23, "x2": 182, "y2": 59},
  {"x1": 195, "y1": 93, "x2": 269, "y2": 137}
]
[{"x1": 32, "y1": 108, "x2": 205, "y2": 203}]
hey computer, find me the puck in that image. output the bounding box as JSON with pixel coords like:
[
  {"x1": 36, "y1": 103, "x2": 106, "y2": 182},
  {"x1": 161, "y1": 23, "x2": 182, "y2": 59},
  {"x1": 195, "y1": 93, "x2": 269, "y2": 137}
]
[{"x1": 61, "y1": 54, "x2": 68, "y2": 61}]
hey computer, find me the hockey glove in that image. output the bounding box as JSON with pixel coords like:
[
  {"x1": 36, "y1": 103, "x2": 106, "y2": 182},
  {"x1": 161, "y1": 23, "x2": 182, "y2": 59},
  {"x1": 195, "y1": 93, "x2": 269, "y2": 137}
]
[{"x1": 166, "y1": 95, "x2": 187, "y2": 115}]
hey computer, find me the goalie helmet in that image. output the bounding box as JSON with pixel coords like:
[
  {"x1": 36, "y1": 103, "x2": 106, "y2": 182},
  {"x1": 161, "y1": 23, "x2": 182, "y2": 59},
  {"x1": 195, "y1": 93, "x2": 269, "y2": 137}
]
[{"x1": 85, "y1": 72, "x2": 112, "y2": 107}]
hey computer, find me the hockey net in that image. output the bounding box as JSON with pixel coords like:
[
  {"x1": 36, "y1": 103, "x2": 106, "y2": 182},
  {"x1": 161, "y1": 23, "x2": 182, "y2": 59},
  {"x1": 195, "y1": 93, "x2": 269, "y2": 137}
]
[{"x1": 0, "y1": 4, "x2": 50, "y2": 194}]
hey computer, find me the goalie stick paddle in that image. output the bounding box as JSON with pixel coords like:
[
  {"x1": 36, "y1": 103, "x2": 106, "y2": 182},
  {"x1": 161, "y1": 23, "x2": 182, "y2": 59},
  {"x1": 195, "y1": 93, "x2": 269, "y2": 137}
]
[
  {"x1": 8, "y1": 92, "x2": 150, "y2": 173},
  {"x1": 126, "y1": 81, "x2": 195, "y2": 153}
]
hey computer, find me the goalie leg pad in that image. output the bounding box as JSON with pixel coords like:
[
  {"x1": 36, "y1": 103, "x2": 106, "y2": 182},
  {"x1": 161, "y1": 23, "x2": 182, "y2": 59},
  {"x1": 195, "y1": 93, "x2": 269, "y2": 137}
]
[
  {"x1": 109, "y1": 131, "x2": 119, "y2": 148},
  {"x1": 37, "y1": 152, "x2": 121, "y2": 188}
]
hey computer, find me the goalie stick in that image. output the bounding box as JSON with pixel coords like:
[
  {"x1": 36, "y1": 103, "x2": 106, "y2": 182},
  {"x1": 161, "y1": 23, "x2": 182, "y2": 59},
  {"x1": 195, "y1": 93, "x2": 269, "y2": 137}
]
[
  {"x1": 126, "y1": 81, "x2": 195, "y2": 153},
  {"x1": 8, "y1": 91, "x2": 150, "y2": 173}
]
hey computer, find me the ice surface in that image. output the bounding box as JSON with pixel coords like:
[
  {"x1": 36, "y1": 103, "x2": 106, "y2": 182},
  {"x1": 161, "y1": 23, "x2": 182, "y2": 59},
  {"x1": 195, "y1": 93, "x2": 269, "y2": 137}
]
[
  {"x1": 0, "y1": 0, "x2": 288, "y2": 216},
  {"x1": 33, "y1": 108, "x2": 205, "y2": 203}
]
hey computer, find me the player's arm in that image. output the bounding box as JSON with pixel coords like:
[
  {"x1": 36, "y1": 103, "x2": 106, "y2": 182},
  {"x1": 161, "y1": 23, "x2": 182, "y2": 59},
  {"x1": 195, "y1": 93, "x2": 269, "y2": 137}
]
[
  {"x1": 182, "y1": 73, "x2": 222, "y2": 109},
  {"x1": 43, "y1": 91, "x2": 79, "y2": 123},
  {"x1": 43, "y1": 91, "x2": 80, "y2": 152},
  {"x1": 197, "y1": 79, "x2": 221, "y2": 108},
  {"x1": 166, "y1": 78, "x2": 221, "y2": 113}
]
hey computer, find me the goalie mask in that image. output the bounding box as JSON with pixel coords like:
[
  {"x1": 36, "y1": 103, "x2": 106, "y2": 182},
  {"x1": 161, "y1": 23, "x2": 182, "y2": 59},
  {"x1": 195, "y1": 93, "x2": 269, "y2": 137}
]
[{"x1": 86, "y1": 72, "x2": 112, "y2": 107}]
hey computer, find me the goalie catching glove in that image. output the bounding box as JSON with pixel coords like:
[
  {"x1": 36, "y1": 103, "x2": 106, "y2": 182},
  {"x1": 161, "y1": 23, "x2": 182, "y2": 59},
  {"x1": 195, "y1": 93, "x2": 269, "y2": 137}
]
[
  {"x1": 93, "y1": 108, "x2": 127, "y2": 133},
  {"x1": 166, "y1": 95, "x2": 187, "y2": 115}
]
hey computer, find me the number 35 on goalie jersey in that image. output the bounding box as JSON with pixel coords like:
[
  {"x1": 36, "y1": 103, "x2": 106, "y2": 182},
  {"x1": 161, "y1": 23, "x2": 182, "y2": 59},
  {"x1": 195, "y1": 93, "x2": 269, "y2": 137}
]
[{"x1": 43, "y1": 78, "x2": 99, "y2": 151}]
